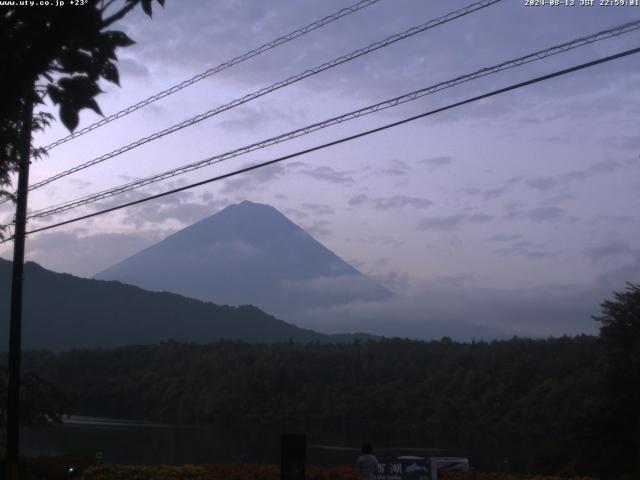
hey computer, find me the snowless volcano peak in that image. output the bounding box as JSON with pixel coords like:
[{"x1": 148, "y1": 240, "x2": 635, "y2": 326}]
[{"x1": 95, "y1": 201, "x2": 392, "y2": 320}]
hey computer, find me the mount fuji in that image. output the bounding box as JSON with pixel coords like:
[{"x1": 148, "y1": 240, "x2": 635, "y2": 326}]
[{"x1": 95, "y1": 201, "x2": 392, "y2": 319}]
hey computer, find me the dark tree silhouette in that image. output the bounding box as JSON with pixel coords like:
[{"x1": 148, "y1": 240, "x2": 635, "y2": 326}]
[
  {"x1": 0, "y1": 0, "x2": 165, "y2": 202},
  {"x1": 590, "y1": 283, "x2": 640, "y2": 476},
  {"x1": 0, "y1": 365, "x2": 65, "y2": 429}
]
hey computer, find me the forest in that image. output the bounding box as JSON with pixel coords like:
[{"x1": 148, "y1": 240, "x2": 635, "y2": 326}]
[
  {"x1": 0, "y1": 336, "x2": 618, "y2": 476},
  {"x1": 18, "y1": 336, "x2": 599, "y2": 429},
  {"x1": 2, "y1": 284, "x2": 639, "y2": 477}
]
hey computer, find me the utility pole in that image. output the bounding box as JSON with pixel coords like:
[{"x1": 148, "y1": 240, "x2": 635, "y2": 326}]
[{"x1": 5, "y1": 92, "x2": 34, "y2": 480}]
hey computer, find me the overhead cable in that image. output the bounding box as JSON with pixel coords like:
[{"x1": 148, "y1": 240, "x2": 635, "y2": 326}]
[
  {"x1": 41, "y1": 0, "x2": 384, "y2": 151},
  {"x1": 23, "y1": 0, "x2": 502, "y2": 195},
  {"x1": 5, "y1": 45, "x2": 637, "y2": 242},
  {"x1": 26, "y1": 19, "x2": 640, "y2": 220}
]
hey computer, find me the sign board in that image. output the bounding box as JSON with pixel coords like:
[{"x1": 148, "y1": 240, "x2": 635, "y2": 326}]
[{"x1": 375, "y1": 458, "x2": 430, "y2": 480}]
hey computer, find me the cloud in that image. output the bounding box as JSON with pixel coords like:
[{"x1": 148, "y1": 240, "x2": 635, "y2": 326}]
[
  {"x1": 371, "y1": 270, "x2": 411, "y2": 294},
  {"x1": 373, "y1": 159, "x2": 411, "y2": 177},
  {"x1": 482, "y1": 188, "x2": 508, "y2": 200},
  {"x1": 487, "y1": 233, "x2": 521, "y2": 242},
  {"x1": 495, "y1": 241, "x2": 552, "y2": 260},
  {"x1": 220, "y1": 162, "x2": 303, "y2": 194},
  {"x1": 78, "y1": 179, "x2": 201, "y2": 220},
  {"x1": 432, "y1": 272, "x2": 476, "y2": 288},
  {"x1": 121, "y1": 192, "x2": 229, "y2": 228},
  {"x1": 121, "y1": 0, "x2": 640, "y2": 108},
  {"x1": 348, "y1": 194, "x2": 432, "y2": 211},
  {"x1": 350, "y1": 234, "x2": 405, "y2": 248},
  {"x1": 586, "y1": 240, "x2": 637, "y2": 263},
  {"x1": 302, "y1": 219, "x2": 332, "y2": 237},
  {"x1": 286, "y1": 284, "x2": 601, "y2": 340},
  {"x1": 67, "y1": 178, "x2": 94, "y2": 190},
  {"x1": 301, "y1": 202, "x2": 334, "y2": 216},
  {"x1": 589, "y1": 214, "x2": 634, "y2": 226},
  {"x1": 524, "y1": 177, "x2": 557, "y2": 192},
  {"x1": 299, "y1": 165, "x2": 354, "y2": 185},
  {"x1": 348, "y1": 194, "x2": 368, "y2": 207},
  {"x1": 524, "y1": 160, "x2": 622, "y2": 192},
  {"x1": 117, "y1": 56, "x2": 151, "y2": 80},
  {"x1": 595, "y1": 252, "x2": 640, "y2": 291},
  {"x1": 538, "y1": 193, "x2": 574, "y2": 206},
  {"x1": 282, "y1": 202, "x2": 334, "y2": 222},
  {"x1": 221, "y1": 165, "x2": 284, "y2": 193},
  {"x1": 371, "y1": 195, "x2": 433, "y2": 210},
  {"x1": 418, "y1": 214, "x2": 465, "y2": 231},
  {"x1": 420, "y1": 156, "x2": 452, "y2": 172},
  {"x1": 463, "y1": 186, "x2": 509, "y2": 201},
  {"x1": 25, "y1": 187, "x2": 151, "y2": 227},
  {"x1": 605, "y1": 136, "x2": 640, "y2": 151},
  {"x1": 23, "y1": 229, "x2": 166, "y2": 278},
  {"x1": 216, "y1": 107, "x2": 269, "y2": 133},
  {"x1": 469, "y1": 213, "x2": 493, "y2": 223},
  {"x1": 418, "y1": 213, "x2": 493, "y2": 231},
  {"x1": 217, "y1": 104, "x2": 296, "y2": 133},
  {"x1": 281, "y1": 274, "x2": 382, "y2": 297},
  {"x1": 503, "y1": 204, "x2": 565, "y2": 222},
  {"x1": 527, "y1": 206, "x2": 564, "y2": 222}
]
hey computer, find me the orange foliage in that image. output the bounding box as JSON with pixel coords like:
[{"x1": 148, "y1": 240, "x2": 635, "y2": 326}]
[
  {"x1": 79, "y1": 463, "x2": 358, "y2": 480},
  {"x1": 77, "y1": 464, "x2": 601, "y2": 480},
  {"x1": 199, "y1": 463, "x2": 357, "y2": 480}
]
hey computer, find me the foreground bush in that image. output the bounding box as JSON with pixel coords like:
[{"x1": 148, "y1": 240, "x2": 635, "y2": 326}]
[
  {"x1": 80, "y1": 464, "x2": 208, "y2": 480},
  {"x1": 81, "y1": 465, "x2": 208, "y2": 480},
  {"x1": 201, "y1": 464, "x2": 357, "y2": 480},
  {"x1": 16, "y1": 455, "x2": 94, "y2": 480},
  {"x1": 78, "y1": 465, "x2": 602, "y2": 480},
  {"x1": 79, "y1": 464, "x2": 358, "y2": 480},
  {"x1": 13, "y1": 461, "x2": 624, "y2": 480}
]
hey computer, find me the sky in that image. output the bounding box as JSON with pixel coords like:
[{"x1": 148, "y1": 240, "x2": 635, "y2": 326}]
[{"x1": 1, "y1": 0, "x2": 639, "y2": 339}]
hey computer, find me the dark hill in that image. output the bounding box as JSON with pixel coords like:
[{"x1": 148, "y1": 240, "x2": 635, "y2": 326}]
[{"x1": 0, "y1": 258, "x2": 340, "y2": 350}]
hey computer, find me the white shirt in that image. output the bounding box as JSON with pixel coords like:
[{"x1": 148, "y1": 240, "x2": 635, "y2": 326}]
[{"x1": 357, "y1": 453, "x2": 379, "y2": 480}]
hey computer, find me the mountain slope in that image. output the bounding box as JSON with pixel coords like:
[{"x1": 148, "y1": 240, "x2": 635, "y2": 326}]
[
  {"x1": 95, "y1": 201, "x2": 391, "y2": 318},
  {"x1": 0, "y1": 258, "x2": 334, "y2": 350}
]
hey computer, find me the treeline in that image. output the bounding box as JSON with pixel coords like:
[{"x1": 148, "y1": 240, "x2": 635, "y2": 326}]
[
  {"x1": 16, "y1": 336, "x2": 606, "y2": 473},
  {"x1": 21, "y1": 337, "x2": 599, "y2": 428}
]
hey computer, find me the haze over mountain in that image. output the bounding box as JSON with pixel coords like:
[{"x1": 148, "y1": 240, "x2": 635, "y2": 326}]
[
  {"x1": 95, "y1": 201, "x2": 392, "y2": 319},
  {"x1": 0, "y1": 258, "x2": 354, "y2": 351}
]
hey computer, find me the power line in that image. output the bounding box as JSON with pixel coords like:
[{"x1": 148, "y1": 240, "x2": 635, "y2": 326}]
[
  {"x1": 26, "y1": 19, "x2": 640, "y2": 220},
  {"x1": 5, "y1": 45, "x2": 637, "y2": 243},
  {"x1": 41, "y1": 0, "x2": 384, "y2": 151},
  {"x1": 22, "y1": 0, "x2": 502, "y2": 195}
]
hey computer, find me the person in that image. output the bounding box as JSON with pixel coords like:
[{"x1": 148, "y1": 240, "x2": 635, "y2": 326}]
[{"x1": 356, "y1": 442, "x2": 378, "y2": 480}]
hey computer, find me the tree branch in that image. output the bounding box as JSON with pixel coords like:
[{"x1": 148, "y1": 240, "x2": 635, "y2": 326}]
[
  {"x1": 101, "y1": 1, "x2": 137, "y2": 28},
  {"x1": 100, "y1": 0, "x2": 118, "y2": 14}
]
